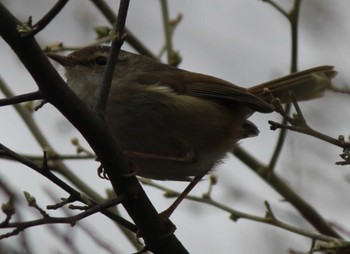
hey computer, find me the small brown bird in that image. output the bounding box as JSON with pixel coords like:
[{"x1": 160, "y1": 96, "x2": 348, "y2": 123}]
[{"x1": 48, "y1": 45, "x2": 336, "y2": 215}]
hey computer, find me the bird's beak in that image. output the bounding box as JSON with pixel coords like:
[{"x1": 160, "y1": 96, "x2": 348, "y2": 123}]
[{"x1": 47, "y1": 53, "x2": 74, "y2": 67}]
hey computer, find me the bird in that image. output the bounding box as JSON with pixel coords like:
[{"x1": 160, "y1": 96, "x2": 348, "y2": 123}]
[{"x1": 47, "y1": 45, "x2": 336, "y2": 216}]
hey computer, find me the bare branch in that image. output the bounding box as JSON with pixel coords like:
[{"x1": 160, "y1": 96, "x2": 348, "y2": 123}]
[
  {"x1": 0, "y1": 3, "x2": 188, "y2": 253},
  {"x1": 268, "y1": 96, "x2": 350, "y2": 160},
  {"x1": 0, "y1": 142, "x2": 136, "y2": 233},
  {"x1": 19, "y1": 0, "x2": 69, "y2": 37},
  {"x1": 90, "y1": 0, "x2": 156, "y2": 58},
  {"x1": 0, "y1": 91, "x2": 43, "y2": 106},
  {"x1": 140, "y1": 178, "x2": 346, "y2": 246},
  {"x1": 232, "y1": 145, "x2": 342, "y2": 238},
  {"x1": 95, "y1": 0, "x2": 130, "y2": 112},
  {"x1": 0, "y1": 197, "x2": 124, "y2": 240}
]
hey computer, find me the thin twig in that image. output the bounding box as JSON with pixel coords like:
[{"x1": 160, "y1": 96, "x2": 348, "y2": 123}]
[
  {"x1": 90, "y1": 0, "x2": 156, "y2": 58},
  {"x1": 269, "y1": 97, "x2": 350, "y2": 150},
  {"x1": 0, "y1": 197, "x2": 124, "y2": 240},
  {"x1": 0, "y1": 76, "x2": 108, "y2": 202},
  {"x1": 140, "y1": 178, "x2": 345, "y2": 245},
  {"x1": 232, "y1": 145, "x2": 342, "y2": 238},
  {"x1": 21, "y1": 0, "x2": 69, "y2": 37},
  {"x1": 268, "y1": 0, "x2": 301, "y2": 170},
  {"x1": 44, "y1": 189, "x2": 124, "y2": 254},
  {"x1": 157, "y1": 13, "x2": 182, "y2": 60},
  {"x1": 262, "y1": 0, "x2": 289, "y2": 18},
  {"x1": 289, "y1": 0, "x2": 301, "y2": 73},
  {"x1": 95, "y1": 0, "x2": 129, "y2": 113},
  {"x1": 0, "y1": 142, "x2": 137, "y2": 233},
  {"x1": 0, "y1": 91, "x2": 43, "y2": 106},
  {"x1": 268, "y1": 121, "x2": 350, "y2": 148},
  {"x1": 159, "y1": 0, "x2": 180, "y2": 66},
  {"x1": 43, "y1": 34, "x2": 115, "y2": 53}
]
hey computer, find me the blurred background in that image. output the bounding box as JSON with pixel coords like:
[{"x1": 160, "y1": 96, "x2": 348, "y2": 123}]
[{"x1": 0, "y1": 0, "x2": 350, "y2": 253}]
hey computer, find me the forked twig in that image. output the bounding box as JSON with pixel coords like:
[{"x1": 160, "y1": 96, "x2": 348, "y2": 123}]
[{"x1": 269, "y1": 94, "x2": 350, "y2": 165}]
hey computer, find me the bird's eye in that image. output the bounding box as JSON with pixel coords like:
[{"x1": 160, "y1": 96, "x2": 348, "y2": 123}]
[{"x1": 95, "y1": 56, "x2": 107, "y2": 66}]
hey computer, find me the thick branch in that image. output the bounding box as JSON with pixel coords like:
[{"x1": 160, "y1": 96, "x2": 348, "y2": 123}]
[{"x1": 0, "y1": 3, "x2": 187, "y2": 253}]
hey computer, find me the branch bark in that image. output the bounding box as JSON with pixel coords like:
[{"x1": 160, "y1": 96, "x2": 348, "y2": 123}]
[{"x1": 0, "y1": 3, "x2": 187, "y2": 253}]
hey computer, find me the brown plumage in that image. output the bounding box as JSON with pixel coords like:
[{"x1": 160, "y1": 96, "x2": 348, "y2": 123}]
[{"x1": 48, "y1": 45, "x2": 336, "y2": 181}]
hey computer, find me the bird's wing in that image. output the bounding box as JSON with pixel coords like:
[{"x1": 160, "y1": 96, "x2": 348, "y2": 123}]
[{"x1": 136, "y1": 67, "x2": 273, "y2": 113}]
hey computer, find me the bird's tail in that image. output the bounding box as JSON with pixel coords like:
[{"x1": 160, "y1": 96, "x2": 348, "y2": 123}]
[{"x1": 248, "y1": 66, "x2": 337, "y2": 104}]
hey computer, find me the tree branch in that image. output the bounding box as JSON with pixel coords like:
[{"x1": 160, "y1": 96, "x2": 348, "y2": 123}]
[
  {"x1": 0, "y1": 3, "x2": 188, "y2": 253},
  {"x1": 0, "y1": 90, "x2": 43, "y2": 106},
  {"x1": 90, "y1": 0, "x2": 156, "y2": 58},
  {"x1": 232, "y1": 145, "x2": 341, "y2": 238},
  {"x1": 19, "y1": 0, "x2": 69, "y2": 37},
  {"x1": 95, "y1": 0, "x2": 129, "y2": 112}
]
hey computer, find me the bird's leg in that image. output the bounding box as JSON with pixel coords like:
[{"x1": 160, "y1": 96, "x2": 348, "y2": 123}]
[
  {"x1": 124, "y1": 150, "x2": 202, "y2": 217},
  {"x1": 160, "y1": 174, "x2": 205, "y2": 218},
  {"x1": 97, "y1": 159, "x2": 139, "y2": 179}
]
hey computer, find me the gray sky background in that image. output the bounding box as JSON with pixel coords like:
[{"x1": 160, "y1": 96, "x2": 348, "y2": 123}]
[{"x1": 1, "y1": 1, "x2": 350, "y2": 253}]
